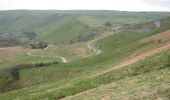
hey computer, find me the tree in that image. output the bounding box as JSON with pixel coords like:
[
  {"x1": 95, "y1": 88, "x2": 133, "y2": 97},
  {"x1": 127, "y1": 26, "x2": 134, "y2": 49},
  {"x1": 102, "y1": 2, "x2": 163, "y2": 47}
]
[
  {"x1": 105, "y1": 22, "x2": 112, "y2": 26},
  {"x1": 22, "y1": 31, "x2": 37, "y2": 40},
  {"x1": 30, "y1": 41, "x2": 48, "y2": 49}
]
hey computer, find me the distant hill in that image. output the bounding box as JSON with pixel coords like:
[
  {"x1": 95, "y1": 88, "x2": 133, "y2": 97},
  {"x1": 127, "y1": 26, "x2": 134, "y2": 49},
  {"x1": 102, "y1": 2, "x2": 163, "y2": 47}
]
[{"x1": 0, "y1": 10, "x2": 170, "y2": 44}]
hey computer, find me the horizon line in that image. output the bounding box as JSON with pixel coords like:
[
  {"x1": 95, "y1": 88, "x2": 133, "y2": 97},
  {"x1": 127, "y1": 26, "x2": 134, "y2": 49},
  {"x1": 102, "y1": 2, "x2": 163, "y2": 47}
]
[{"x1": 0, "y1": 9, "x2": 170, "y2": 12}]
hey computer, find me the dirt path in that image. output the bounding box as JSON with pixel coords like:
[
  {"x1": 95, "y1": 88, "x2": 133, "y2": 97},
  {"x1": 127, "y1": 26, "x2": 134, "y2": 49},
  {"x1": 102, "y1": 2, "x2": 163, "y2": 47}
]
[
  {"x1": 87, "y1": 26, "x2": 122, "y2": 55},
  {"x1": 87, "y1": 41, "x2": 101, "y2": 55},
  {"x1": 27, "y1": 49, "x2": 68, "y2": 63},
  {"x1": 89, "y1": 42, "x2": 170, "y2": 78}
]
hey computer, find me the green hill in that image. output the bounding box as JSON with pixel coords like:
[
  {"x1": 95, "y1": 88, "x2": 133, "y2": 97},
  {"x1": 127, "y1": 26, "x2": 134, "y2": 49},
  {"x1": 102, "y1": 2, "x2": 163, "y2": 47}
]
[
  {"x1": 1, "y1": 15, "x2": 170, "y2": 99},
  {"x1": 0, "y1": 11, "x2": 170, "y2": 100},
  {"x1": 0, "y1": 10, "x2": 170, "y2": 44}
]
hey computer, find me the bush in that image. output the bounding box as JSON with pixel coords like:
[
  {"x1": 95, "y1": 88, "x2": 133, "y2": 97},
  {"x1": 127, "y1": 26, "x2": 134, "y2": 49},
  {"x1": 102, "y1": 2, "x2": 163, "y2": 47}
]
[
  {"x1": 9, "y1": 68, "x2": 19, "y2": 80},
  {"x1": 30, "y1": 41, "x2": 48, "y2": 49},
  {"x1": 0, "y1": 34, "x2": 20, "y2": 47},
  {"x1": 22, "y1": 31, "x2": 37, "y2": 40},
  {"x1": 158, "y1": 39, "x2": 162, "y2": 43},
  {"x1": 167, "y1": 55, "x2": 170, "y2": 67},
  {"x1": 105, "y1": 22, "x2": 112, "y2": 26}
]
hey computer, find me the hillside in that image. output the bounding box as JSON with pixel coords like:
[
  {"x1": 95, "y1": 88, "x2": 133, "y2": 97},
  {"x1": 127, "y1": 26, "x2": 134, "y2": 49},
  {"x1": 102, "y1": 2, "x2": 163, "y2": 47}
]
[
  {"x1": 64, "y1": 50, "x2": 170, "y2": 100},
  {"x1": 0, "y1": 10, "x2": 170, "y2": 44},
  {"x1": 0, "y1": 11, "x2": 170, "y2": 100}
]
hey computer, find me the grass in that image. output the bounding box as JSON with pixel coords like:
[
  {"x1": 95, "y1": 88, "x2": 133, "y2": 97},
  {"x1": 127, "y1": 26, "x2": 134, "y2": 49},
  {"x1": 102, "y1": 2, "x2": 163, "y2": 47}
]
[
  {"x1": 1, "y1": 43, "x2": 170, "y2": 100},
  {"x1": 30, "y1": 42, "x2": 93, "y2": 61},
  {"x1": 0, "y1": 11, "x2": 170, "y2": 99},
  {"x1": 38, "y1": 16, "x2": 94, "y2": 44},
  {"x1": 52, "y1": 50, "x2": 170, "y2": 99},
  {"x1": 1, "y1": 16, "x2": 170, "y2": 93},
  {"x1": 0, "y1": 41, "x2": 92, "y2": 72},
  {"x1": 1, "y1": 10, "x2": 170, "y2": 44},
  {"x1": 0, "y1": 50, "x2": 59, "y2": 70},
  {"x1": 66, "y1": 66, "x2": 170, "y2": 100}
]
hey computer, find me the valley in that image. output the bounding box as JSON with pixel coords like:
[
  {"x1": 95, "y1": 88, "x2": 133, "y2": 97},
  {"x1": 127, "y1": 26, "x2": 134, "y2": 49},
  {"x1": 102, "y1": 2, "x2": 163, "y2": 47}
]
[{"x1": 0, "y1": 10, "x2": 170, "y2": 100}]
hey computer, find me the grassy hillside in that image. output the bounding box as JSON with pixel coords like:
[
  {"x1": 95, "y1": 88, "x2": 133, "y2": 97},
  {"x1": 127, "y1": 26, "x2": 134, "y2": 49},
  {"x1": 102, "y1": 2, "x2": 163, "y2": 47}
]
[
  {"x1": 65, "y1": 50, "x2": 170, "y2": 100},
  {"x1": 0, "y1": 10, "x2": 170, "y2": 44},
  {"x1": 0, "y1": 10, "x2": 67, "y2": 33},
  {"x1": 1, "y1": 16, "x2": 170, "y2": 99},
  {"x1": 1, "y1": 34, "x2": 170, "y2": 100},
  {"x1": 38, "y1": 16, "x2": 94, "y2": 44}
]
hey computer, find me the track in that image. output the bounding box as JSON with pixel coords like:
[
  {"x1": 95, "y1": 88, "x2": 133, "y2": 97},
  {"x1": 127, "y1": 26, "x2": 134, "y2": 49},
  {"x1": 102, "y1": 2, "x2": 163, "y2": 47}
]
[
  {"x1": 27, "y1": 48, "x2": 68, "y2": 63},
  {"x1": 28, "y1": 27, "x2": 121, "y2": 62},
  {"x1": 87, "y1": 40, "x2": 101, "y2": 55},
  {"x1": 87, "y1": 26, "x2": 122, "y2": 55},
  {"x1": 89, "y1": 42, "x2": 170, "y2": 78},
  {"x1": 62, "y1": 41, "x2": 170, "y2": 100}
]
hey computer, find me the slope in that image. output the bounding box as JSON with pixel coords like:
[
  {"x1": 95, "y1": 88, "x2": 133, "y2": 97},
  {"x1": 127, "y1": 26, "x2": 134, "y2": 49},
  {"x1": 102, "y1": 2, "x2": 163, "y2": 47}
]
[
  {"x1": 1, "y1": 17, "x2": 170, "y2": 99},
  {"x1": 1, "y1": 29, "x2": 170, "y2": 100},
  {"x1": 64, "y1": 50, "x2": 170, "y2": 100},
  {"x1": 0, "y1": 10, "x2": 170, "y2": 44},
  {"x1": 38, "y1": 16, "x2": 93, "y2": 44}
]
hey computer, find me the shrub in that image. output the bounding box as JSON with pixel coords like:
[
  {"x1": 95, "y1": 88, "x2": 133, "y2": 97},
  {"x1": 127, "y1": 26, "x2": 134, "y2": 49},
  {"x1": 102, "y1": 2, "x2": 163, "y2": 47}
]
[
  {"x1": 30, "y1": 41, "x2": 48, "y2": 49},
  {"x1": 9, "y1": 68, "x2": 19, "y2": 80},
  {"x1": 158, "y1": 39, "x2": 162, "y2": 43},
  {"x1": 167, "y1": 55, "x2": 170, "y2": 67},
  {"x1": 105, "y1": 22, "x2": 112, "y2": 26},
  {"x1": 22, "y1": 31, "x2": 37, "y2": 40}
]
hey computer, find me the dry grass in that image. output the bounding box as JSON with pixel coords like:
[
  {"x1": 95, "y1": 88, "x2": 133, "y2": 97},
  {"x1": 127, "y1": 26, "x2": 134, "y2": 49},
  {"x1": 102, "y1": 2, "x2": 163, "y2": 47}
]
[
  {"x1": 0, "y1": 46, "x2": 24, "y2": 68},
  {"x1": 140, "y1": 30, "x2": 170, "y2": 43}
]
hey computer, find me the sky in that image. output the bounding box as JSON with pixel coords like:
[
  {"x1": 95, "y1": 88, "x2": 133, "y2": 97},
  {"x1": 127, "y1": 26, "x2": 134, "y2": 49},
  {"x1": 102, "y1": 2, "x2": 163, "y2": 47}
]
[{"x1": 0, "y1": 0, "x2": 170, "y2": 11}]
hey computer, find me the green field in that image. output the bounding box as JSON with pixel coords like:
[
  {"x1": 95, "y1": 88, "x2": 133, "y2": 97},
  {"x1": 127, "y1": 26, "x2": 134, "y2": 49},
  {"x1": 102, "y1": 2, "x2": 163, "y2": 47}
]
[{"x1": 0, "y1": 10, "x2": 170, "y2": 100}]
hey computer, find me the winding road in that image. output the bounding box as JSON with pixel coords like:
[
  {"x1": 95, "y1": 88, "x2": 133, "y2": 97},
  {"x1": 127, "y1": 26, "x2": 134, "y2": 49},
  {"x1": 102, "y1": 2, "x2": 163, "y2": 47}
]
[
  {"x1": 87, "y1": 26, "x2": 122, "y2": 55},
  {"x1": 27, "y1": 26, "x2": 122, "y2": 63},
  {"x1": 87, "y1": 40, "x2": 101, "y2": 55}
]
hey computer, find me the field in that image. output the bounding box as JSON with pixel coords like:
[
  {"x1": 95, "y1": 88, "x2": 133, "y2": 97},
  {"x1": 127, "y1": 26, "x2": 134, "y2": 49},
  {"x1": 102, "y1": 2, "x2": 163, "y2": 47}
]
[{"x1": 0, "y1": 10, "x2": 170, "y2": 100}]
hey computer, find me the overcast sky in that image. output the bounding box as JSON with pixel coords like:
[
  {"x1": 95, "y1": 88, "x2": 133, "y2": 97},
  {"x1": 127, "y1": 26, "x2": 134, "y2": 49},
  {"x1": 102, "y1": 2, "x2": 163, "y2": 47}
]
[{"x1": 0, "y1": 0, "x2": 170, "y2": 11}]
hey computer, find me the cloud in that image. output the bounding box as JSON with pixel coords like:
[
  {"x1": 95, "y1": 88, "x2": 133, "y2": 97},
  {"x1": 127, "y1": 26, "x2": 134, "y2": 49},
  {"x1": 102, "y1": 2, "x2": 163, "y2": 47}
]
[
  {"x1": 141, "y1": 0, "x2": 170, "y2": 11},
  {"x1": 0, "y1": 0, "x2": 169, "y2": 11}
]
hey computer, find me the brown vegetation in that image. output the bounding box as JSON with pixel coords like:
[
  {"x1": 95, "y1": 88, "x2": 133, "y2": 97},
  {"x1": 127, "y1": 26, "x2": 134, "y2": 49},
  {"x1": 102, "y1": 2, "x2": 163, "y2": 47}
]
[{"x1": 140, "y1": 30, "x2": 170, "y2": 43}]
